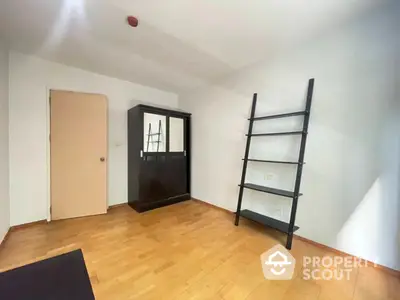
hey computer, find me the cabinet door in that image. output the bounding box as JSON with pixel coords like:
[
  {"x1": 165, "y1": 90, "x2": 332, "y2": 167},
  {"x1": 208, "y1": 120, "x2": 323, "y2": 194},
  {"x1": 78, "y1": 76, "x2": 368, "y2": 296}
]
[
  {"x1": 140, "y1": 112, "x2": 167, "y2": 204},
  {"x1": 169, "y1": 117, "x2": 184, "y2": 152},
  {"x1": 139, "y1": 155, "x2": 169, "y2": 203},
  {"x1": 139, "y1": 113, "x2": 189, "y2": 205},
  {"x1": 166, "y1": 117, "x2": 188, "y2": 197}
]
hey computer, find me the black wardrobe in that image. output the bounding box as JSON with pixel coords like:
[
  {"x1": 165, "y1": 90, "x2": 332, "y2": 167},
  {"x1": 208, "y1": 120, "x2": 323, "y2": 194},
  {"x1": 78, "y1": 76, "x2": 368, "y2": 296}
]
[{"x1": 128, "y1": 104, "x2": 191, "y2": 212}]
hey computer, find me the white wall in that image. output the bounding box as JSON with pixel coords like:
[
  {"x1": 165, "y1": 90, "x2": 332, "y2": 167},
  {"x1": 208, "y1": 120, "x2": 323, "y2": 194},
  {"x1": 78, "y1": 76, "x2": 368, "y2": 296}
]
[
  {"x1": 0, "y1": 42, "x2": 9, "y2": 243},
  {"x1": 180, "y1": 3, "x2": 400, "y2": 270},
  {"x1": 9, "y1": 52, "x2": 178, "y2": 226}
]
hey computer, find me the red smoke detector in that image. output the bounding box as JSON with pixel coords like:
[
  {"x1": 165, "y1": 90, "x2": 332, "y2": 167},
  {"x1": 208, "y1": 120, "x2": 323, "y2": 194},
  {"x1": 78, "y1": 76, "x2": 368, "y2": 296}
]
[{"x1": 127, "y1": 16, "x2": 139, "y2": 28}]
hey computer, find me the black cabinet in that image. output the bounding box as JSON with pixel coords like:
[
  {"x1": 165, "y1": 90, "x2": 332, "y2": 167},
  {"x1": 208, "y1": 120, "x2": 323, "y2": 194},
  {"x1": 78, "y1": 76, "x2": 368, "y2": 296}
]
[{"x1": 128, "y1": 104, "x2": 191, "y2": 212}]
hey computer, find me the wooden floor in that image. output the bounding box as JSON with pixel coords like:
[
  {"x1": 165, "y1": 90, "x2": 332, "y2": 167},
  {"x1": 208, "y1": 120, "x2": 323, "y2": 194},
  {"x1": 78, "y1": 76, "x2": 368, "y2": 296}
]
[{"x1": 0, "y1": 201, "x2": 398, "y2": 300}]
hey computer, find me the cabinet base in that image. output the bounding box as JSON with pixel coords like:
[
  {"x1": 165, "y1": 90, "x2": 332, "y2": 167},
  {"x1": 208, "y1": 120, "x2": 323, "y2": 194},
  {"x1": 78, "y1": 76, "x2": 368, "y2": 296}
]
[{"x1": 128, "y1": 194, "x2": 191, "y2": 213}]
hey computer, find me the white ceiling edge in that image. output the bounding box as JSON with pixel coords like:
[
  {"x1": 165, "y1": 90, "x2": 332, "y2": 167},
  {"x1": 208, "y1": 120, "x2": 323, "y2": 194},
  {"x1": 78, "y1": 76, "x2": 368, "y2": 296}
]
[
  {"x1": 177, "y1": 0, "x2": 399, "y2": 97},
  {"x1": 0, "y1": 0, "x2": 394, "y2": 94}
]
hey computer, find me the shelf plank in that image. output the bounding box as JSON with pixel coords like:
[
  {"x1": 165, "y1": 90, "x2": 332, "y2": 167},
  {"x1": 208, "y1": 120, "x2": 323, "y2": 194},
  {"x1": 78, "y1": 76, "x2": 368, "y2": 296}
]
[
  {"x1": 240, "y1": 183, "x2": 302, "y2": 198},
  {"x1": 243, "y1": 158, "x2": 301, "y2": 165},
  {"x1": 250, "y1": 111, "x2": 306, "y2": 121},
  {"x1": 247, "y1": 131, "x2": 304, "y2": 137},
  {"x1": 239, "y1": 209, "x2": 299, "y2": 233}
]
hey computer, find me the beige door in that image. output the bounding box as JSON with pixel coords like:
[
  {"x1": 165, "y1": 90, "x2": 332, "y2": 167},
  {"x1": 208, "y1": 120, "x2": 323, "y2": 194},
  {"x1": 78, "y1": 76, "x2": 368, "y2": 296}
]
[{"x1": 50, "y1": 90, "x2": 108, "y2": 220}]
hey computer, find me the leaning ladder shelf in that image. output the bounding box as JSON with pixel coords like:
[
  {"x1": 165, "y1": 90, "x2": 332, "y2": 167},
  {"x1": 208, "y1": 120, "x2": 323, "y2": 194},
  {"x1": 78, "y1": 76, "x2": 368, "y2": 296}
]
[
  {"x1": 146, "y1": 120, "x2": 162, "y2": 152},
  {"x1": 234, "y1": 78, "x2": 315, "y2": 250}
]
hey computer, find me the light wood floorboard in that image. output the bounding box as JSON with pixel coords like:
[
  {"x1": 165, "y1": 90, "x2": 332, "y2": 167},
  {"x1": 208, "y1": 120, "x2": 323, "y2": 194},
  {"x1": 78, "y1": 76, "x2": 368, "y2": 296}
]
[{"x1": 0, "y1": 201, "x2": 398, "y2": 299}]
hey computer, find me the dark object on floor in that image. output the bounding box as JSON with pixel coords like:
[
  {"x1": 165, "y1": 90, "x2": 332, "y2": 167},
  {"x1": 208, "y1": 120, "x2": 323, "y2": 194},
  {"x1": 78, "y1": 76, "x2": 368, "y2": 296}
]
[{"x1": 0, "y1": 249, "x2": 95, "y2": 300}]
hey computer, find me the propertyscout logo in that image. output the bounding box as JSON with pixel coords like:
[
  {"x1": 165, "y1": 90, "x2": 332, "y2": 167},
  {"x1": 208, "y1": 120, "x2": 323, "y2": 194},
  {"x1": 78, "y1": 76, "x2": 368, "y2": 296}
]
[
  {"x1": 302, "y1": 255, "x2": 374, "y2": 281},
  {"x1": 261, "y1": 245, "x2": 295, "y2": 280},
  {"x1": 261, "y1": 244, "x2": 376, "y2": 281}
]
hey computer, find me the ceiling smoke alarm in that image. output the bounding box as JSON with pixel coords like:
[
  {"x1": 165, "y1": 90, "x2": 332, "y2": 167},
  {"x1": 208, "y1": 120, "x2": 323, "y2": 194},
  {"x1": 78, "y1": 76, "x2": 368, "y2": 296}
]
[{"x1": 127, "y1": 16, "x2": 139, "y2": 28}]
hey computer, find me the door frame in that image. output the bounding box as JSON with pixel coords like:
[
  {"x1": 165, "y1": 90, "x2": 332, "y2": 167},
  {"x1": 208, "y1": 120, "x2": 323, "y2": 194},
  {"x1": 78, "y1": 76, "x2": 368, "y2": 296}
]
[{"x1": 46, "y1": 88, "x2": 109, "y2": 221}]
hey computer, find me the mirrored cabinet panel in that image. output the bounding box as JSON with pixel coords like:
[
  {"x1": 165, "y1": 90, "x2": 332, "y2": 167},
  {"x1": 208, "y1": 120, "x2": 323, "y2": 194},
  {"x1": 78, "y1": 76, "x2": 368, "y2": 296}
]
[
  {"x1": 143, "y1": 113, "x2": 166, "y2": 152},
  {"x1": 169, "y1": 117, "x2": 184, "y2": 152}
]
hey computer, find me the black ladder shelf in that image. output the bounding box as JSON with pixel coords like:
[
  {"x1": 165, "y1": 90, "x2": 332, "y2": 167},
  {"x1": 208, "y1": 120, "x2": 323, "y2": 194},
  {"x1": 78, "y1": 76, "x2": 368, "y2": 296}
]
[
  {"x1": 146, "y1": 120, "x2": 162, "y2": 152},
  {"x1": 234, "y1": 78, "x2": 315, "y2": 250}
]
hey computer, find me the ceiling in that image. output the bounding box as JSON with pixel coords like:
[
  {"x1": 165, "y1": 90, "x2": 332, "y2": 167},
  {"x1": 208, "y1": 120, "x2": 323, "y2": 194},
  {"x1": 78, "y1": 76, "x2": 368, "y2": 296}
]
[{"x1": 0, "y1": 0, "x2": 390, "y2": 93}]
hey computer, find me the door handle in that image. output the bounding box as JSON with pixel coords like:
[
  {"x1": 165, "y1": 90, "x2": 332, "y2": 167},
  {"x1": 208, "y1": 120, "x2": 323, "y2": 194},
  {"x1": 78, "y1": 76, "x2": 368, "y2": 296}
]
[{"x1": 100, "y1": 157, "x2": 105, "y2": 162}]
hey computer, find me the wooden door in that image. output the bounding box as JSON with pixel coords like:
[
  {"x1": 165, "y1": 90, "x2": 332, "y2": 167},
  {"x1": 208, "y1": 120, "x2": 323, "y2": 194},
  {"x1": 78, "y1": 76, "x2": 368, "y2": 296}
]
[{"x1": 50, "y1": 90, "x2": 108, "y2": 220}]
